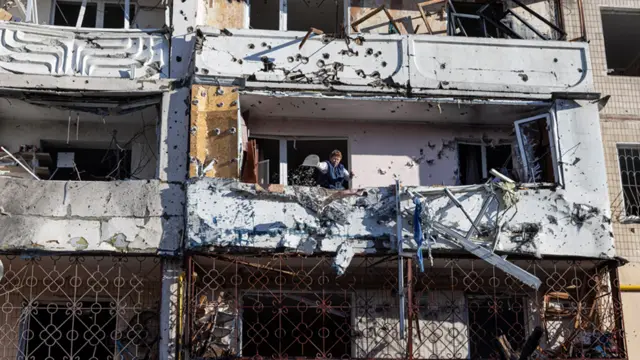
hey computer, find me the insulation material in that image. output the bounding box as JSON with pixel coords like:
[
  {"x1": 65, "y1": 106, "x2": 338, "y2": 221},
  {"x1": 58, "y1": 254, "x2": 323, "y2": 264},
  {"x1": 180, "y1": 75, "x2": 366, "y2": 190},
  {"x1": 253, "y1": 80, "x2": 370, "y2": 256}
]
[
  {"x1": 190, "y1": 85, "x2": 240, "y2": 179},
  {"x1": 205, "y1": 0, "x2": 246, "y2": 28},
  {"x1": 350, "y1": 0, "x2": 446, "y2": 34}
]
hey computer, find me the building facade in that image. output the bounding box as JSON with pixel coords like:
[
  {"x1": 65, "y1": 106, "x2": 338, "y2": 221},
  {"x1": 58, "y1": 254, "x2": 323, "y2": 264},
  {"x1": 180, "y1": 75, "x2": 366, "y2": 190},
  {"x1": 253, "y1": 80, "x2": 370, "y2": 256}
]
[
  {"x1": 0, "y1": 0, "x2": 628, "y2": 359},
  {"x1": 560, "y1": 0, "x2": 640, "y2": 358}
]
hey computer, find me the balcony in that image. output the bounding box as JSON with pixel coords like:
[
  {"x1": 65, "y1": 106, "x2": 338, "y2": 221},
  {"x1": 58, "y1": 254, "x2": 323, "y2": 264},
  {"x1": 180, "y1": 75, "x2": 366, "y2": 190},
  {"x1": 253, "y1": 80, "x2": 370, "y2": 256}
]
[
  {"x1": 0, "y1": 22, "x2": 168, "y2": 80},
  {"x1": 186, "y1": 178, "x2": 614, "y2": 260}
]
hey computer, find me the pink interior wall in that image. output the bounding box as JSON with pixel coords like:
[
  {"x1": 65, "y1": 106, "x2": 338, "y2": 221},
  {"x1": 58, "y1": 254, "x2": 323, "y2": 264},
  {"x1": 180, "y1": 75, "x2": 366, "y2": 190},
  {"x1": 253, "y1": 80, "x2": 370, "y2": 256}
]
[{"x1": 248, "y1": 117, "x2": 512, "y2": 187}]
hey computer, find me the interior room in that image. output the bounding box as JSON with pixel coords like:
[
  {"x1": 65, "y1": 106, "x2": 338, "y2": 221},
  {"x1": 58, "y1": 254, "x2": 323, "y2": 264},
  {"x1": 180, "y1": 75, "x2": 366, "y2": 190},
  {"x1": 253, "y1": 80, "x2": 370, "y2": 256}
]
[{"x1": 0, "y1": 92, "x2": 161, "y2": 181}]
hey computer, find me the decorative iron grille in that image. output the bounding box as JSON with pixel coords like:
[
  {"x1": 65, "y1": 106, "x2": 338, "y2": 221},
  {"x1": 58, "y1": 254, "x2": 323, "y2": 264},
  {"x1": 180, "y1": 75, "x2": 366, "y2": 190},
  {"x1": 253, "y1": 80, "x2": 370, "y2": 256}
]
[
  {"x1": 186, "y1": 254, "x2": 625, "y2": 360},
  {"x1": 0, "y1": 255, "x2": 162, "y2": 360}
]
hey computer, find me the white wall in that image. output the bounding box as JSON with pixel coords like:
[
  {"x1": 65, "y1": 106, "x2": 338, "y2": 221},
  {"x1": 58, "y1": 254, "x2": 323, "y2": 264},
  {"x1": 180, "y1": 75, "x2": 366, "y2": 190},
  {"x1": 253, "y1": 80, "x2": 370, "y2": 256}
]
[
  {"x1": 249, "y1": 117, "x2": 512, "y2": 187},
  {"x1": 0, "y1": 104, "x2": 159, "y2": 180}
]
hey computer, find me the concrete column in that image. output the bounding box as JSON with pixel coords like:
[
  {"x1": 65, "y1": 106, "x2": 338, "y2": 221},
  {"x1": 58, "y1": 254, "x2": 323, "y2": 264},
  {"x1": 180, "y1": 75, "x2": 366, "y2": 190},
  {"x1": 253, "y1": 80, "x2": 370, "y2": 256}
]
[
  {"x1": 170, "y1": 0, "x2": 197, "y2": 79},
  {"x1": 159, "y1": 258, "x2": 183, "y2": 360},
  {"x1": 159, "y1": 89, "x2": 190, "y2": 183}
]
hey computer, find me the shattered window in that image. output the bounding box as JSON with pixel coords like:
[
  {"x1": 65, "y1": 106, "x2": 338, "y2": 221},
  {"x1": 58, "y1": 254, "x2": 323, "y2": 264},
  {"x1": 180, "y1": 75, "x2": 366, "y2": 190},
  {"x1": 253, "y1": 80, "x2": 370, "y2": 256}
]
[
  {"x1": 514, "y1": 115, "x2": 555, "y2": 183},
  {"x1": 103, "y1": 3, "x2": 136, "y2": 29},
  {"x1": 601, "y1": 9, "x2": 640, "y2": 77},
  {"x1": 618, "y1": 146, "x2": 640, "y2": 217},
  {"x1": 246, "y1": 137, "x2": 348, "y2": 188},
  {"x1": 457, "y1": 142, "x2": 512, "y2": 185},
  {"x1": 53, "y1": 1, "x2": 97, "y2": 27}
]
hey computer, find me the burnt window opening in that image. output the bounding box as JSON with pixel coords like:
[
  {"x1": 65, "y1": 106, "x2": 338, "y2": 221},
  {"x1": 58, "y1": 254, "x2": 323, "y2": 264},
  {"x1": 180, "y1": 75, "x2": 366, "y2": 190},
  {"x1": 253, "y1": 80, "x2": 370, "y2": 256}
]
[
  {"x1": 467, "y1": 296, "x2": 527, "y2": 359},
  {"x1": 42, "y1": 142, "x2": 133, "y2": 181},
  {"x1": 514, "y1": 115, "x2": 555, "y2": 183},
  {"x1": 601, "y1": 9, "x2": 640, "y2": 77},
  {"x1": 448, "y1": 1, "x2": 503, "y2": 38},
  {"x1": 458, "y1": 143, "x2": 513, "y2": 185},
  {"x1": 23, "y1": 301, "x2": 116, "y2": 360},
  {"x1": 245, "y1": 137, "x2": 349, "y2": 188},
  {"x1": 53, "y1": 1, "x2": 97, "y2": 27},
  {"x1": 618, "y1": 146, "x2": 640, "y2": 217},
  {"x1": 241, "y1": 293, "x2": 352, "y2": 357}
]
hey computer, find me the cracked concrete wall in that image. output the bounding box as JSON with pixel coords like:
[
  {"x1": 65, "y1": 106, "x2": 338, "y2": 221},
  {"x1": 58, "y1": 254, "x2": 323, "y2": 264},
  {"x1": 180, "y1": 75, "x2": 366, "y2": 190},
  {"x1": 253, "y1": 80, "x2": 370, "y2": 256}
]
[
  {"x1": 249, "y1": 117, "x2": 512, "y2": 187},
  {"x1": 195, "y1": 28, "x2": 593, "y2": 95},
  {"x1": 0, "y1": 179, "x2": 184, "y2": 253}
]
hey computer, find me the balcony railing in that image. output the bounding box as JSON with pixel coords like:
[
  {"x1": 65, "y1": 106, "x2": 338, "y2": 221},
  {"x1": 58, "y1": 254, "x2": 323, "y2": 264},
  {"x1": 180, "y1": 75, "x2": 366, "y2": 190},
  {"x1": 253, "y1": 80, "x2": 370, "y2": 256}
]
[{"x1": 0, "y1": 22, "x2": 168, "y2": 79}]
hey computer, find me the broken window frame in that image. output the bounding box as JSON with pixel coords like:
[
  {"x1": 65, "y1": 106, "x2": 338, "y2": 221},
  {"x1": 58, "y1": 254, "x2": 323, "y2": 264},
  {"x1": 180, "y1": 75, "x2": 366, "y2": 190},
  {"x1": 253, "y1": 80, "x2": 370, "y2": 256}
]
[
  {"x1": 249, "y1": 135, "x2": 350, "y2": 187},
  {"x1": 514, "y1": 112, "x2": 560, "y2": 184},
  {"x1": 238, "y1": 290, "x2": 356, "y2": 357},
  {"x1": 246, "y1": 0, "x2": 350, "y2": 34},
  {"x1": 456, "y1": 140, "x2": 514, "y2": 183},
  {"x1": 49, "y1": 0, "x2": 136, "y2": 28}
]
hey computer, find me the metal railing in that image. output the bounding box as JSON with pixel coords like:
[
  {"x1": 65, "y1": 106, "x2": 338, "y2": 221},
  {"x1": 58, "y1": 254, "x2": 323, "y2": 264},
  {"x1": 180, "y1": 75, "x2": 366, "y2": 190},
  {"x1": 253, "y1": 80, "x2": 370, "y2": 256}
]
[
  {"x1": 186, "y1": 254, "x2": 625, "y2": 360},
  {"x1": 0, "y1": 255, "x2": 161, "y2": 360}
]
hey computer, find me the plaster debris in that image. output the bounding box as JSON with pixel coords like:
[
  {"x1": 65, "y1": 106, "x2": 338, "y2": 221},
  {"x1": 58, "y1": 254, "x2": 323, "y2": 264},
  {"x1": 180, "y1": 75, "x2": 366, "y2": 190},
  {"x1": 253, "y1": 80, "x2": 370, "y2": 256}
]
[
  {"x1": 68, "y1": 237, "x2": 89, "y2": 250},
  {"x1": 332, "y1": 241, "x2": 355, "y2": 276}
]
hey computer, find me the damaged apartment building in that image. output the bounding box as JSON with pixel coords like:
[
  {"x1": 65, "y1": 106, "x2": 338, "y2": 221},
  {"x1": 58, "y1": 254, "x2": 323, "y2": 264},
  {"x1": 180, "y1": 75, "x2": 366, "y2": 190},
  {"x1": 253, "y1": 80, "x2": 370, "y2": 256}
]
[{"x1": 0, "y1": 0, "x2": 630, "y2": 359}]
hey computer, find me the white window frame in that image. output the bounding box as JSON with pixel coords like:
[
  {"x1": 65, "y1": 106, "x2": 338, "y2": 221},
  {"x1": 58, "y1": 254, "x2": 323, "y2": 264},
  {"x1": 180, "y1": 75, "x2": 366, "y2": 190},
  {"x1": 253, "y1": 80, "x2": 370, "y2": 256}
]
[
  {"x1": 49, "y1": 0, "x2": 137, "y2": 28},
  {"x1": 457, "y1": 141, "x2": 514, "y2": 180},
  {"x1": 514, "y1": 112, "x2": 559, "y2": 184},
  {"x1": 245, "y1": 0, "x2": 350, "y2": 34},
  {"x1": 251, "y1": 135, "x2": 350, "y2": 186}
]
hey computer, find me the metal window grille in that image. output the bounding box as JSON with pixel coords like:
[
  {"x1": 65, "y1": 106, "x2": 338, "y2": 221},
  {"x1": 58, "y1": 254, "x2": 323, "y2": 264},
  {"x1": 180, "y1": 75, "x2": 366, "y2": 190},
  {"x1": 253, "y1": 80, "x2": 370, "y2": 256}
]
[
  {"x1": 0, "y1": 255, "x2": 161, "y2": 360},
  {"x1": 186, "y1": 254, "x2": 626, "y2": 360},
  {"x1": 618, "y1": 146, "x2": 640, "y2": 217}
]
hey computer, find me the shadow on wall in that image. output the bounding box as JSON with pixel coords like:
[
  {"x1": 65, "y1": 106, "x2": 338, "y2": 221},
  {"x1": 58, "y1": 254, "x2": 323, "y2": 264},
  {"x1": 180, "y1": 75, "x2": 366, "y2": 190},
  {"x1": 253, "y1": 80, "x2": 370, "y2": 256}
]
[{"x1": 158, "y1": 89, "x2": 189, "y2": 254}]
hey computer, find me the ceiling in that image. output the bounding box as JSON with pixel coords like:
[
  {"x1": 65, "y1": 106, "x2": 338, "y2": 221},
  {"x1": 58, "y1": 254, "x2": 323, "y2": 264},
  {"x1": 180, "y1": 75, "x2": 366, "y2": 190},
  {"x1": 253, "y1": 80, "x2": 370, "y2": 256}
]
[{"x1": 240, "y1": 92, "x2": 551, "y2": 125}]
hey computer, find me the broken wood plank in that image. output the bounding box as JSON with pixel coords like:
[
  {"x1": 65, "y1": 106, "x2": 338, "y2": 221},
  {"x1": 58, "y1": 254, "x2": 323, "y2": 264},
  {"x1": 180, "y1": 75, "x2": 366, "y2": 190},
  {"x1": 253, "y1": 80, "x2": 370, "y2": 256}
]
[
  {"x1": 299, "y1": 27, "x2": 324, "y2": 50},
  {"x1": 416, "y1": 1, "x2": 433, "y2": 35},
  {"x1": 351, "y1": 4, "x2": 385, "y2": 32},
  {"x1": 382, "y1": 6, "x2": 402, "y2": 34}
]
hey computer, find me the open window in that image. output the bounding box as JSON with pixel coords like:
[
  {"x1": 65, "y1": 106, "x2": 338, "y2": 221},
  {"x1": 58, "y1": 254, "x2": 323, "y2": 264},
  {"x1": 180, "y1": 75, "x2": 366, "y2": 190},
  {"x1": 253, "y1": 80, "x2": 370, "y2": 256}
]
[
  {"x1": 457, "y1": 142, "x2": 514, "y2": 185},
  {"x1": 601, "y1": 9, "x2": 640, "y2": 77},
  {"x1": 514, "y1": 114, "x2": 556, "y2": 183},
  {"x1": 249, "y1": 0, "x2": 344, "y2": 33},
  {"x1": 247, "y1": 137, "x2": 348, "y2": 188}
]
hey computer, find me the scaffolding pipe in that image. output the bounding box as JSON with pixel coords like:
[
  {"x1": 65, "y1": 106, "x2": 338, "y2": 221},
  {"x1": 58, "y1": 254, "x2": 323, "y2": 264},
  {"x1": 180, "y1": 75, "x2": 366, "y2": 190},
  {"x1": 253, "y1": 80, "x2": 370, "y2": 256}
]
[{"x1": 395, "y1": 179, "x2": 405, "y2": 340}]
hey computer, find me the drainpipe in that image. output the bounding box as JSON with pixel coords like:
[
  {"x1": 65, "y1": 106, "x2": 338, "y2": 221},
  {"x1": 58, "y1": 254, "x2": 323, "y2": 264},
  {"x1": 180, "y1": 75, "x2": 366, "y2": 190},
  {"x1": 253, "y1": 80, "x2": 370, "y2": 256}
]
[
  {"x1": 620, "y1": 285, "x2": 640, "y2": 292},
  {"x1": 577, "y1": 0, "x2": 586, "y2": 41}
]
